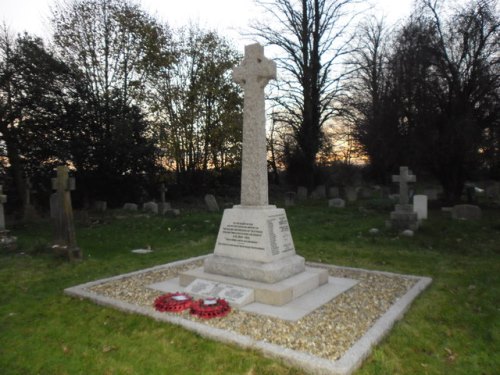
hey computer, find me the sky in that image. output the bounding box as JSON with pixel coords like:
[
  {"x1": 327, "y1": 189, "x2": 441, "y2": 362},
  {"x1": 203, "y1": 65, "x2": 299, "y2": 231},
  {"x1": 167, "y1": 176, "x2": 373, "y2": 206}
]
[{"x1": 1, "y1": 0, "x2": 418, "y2": 50}]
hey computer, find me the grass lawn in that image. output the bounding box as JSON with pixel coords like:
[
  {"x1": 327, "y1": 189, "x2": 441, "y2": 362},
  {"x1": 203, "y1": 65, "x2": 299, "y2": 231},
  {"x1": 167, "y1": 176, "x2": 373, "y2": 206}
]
[{"x1": 0, "y1": 201, "x2": 499, "y2": 374}]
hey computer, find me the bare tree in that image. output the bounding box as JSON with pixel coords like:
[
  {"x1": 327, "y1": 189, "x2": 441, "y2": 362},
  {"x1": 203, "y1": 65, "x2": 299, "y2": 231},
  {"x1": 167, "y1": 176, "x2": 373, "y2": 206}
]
[
  {"x1": 145, "y1": 25, "x2": 243, "y2": 188},
  {"x1": 421, "y1": 0, "x2": 500, "y2": 201},
  {"x1": 251, "y1": 0, "x2": 359, "y2": 188}
]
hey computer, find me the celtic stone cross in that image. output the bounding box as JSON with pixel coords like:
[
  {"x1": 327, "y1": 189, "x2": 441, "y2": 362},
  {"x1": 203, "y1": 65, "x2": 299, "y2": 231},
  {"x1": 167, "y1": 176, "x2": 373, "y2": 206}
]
[{"x1": 233, "y1": 43, "x2": 276, "y2": 206}]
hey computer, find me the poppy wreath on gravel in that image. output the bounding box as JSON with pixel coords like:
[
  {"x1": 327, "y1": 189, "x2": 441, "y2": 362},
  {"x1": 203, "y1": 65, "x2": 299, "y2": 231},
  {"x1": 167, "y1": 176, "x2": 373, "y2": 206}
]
[
  {"x1": 153, "y1": 292, "x2": 193, "y2": 313},
  {"x1": 190, "y1": 298, "x2": 231, "y2": 319}
]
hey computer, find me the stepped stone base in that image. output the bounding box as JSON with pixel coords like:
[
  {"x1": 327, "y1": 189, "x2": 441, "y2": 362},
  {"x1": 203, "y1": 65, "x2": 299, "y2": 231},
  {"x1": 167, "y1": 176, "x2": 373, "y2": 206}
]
[
  {"x1": 179, "y1": 265, "x2": 328, "y2": 306},
  {"x1": 204, "y1": 254, "x2": 305, "y2": 284},
  {"x1": 389, "y1": 204, "x2": 419, "y2": 231}
]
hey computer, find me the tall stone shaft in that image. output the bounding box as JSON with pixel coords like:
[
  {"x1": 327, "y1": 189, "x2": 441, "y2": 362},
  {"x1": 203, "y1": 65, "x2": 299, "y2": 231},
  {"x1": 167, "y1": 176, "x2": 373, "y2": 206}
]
[{"x1": 232, "y1": 43, "x2": 276, "y2": 206}]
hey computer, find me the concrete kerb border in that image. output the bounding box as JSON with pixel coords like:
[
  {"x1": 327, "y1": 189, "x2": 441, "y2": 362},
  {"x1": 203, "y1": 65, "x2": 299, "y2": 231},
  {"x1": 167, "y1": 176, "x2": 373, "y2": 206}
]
[{"x1": 64, "y1": 255, "x2": 432, "y2": 375}]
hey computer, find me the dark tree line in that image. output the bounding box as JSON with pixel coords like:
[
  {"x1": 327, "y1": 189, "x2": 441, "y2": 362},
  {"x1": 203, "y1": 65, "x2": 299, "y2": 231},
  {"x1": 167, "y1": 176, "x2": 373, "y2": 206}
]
[
  {"x1": 0, "y1": 0, "x2": 243, "y2": 210},
  {"x1": 347, "y1": 0, "x2": 499, "y2": 202},
  {"x1": 1, "y1": 0, "x2": 498, "y2": 210}
]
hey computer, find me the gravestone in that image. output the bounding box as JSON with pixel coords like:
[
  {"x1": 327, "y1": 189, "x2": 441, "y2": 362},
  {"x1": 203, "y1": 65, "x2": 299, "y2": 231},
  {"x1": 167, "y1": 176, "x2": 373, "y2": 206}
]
[
  {"x1": 284, "y1": 191, "x2": 296, "y2": 207},
  {"x1": 464, "y1": 182, "x2": 477, "y2": 203},
  {"x1": 311, "y1": 185, "x2": 326, "y2": 199},
  {"x1": 22, "y1": 177, "x2": 39, "y2": 221},
  {"x1": 344, "y1": 186, "x2": 358, "y2": 202},
  {"x1": 297, "y1": 186, "x2": 308, "y2": 200},
  {"x1": 451, "y1": 204, "x2": 481, "y2": 220},
  {"x1": 204, "y1": 194, "x2": 220, "y2": 212},
  {"x1": 359, "y1": 187, "x2": 374, "y2": 199},
  {"x1": 0, "y1": 185, "x2": 7, "y2": 231},
  {"x1": 143, "y1": 201, "x2": 158, "y2": 214},
  {"x1": 93, "y1": 201, "x2": 107, "y2": 212},
  {"x1": 423, "y1": 188, "x2": 440, "y2": 201},
  {"x1": 328, "y1": 187, "x2": 339, "y2": 198},
  {"x1": 413, "y1": 194, "x2": 428, "y2": 220},
  {"x1": 165, "y1": 208, "x2": 180, "y2": 217},
  {"x1": 51, "y1": 166, "x2": 81, "y2": 260},
  {"x1": 158, "y1": 183, "x2": 170, "y2": 214},
  {"x1": 485, "y1": 182, "x2": 500, "y2": 201},
  {"x1": 329, "y1": 198, "x2": 345, "y2": 208},
  {"x1": 389, "y1": 167, "x2": 419, "y2": 231},
  {"x1": 0, "y1": 185, "x2": 17, "y2": 250},
  {"x1": 123, "y1": 203, "x2": 138, "y2": 211},
  {"x1": 182, "y1": 44, "x2": 327, "y2": 302}
]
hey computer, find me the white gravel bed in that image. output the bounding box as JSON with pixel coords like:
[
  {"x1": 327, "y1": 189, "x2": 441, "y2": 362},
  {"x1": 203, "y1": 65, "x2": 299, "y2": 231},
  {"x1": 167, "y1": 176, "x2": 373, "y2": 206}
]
[{"x1": 85, "y1": 258, "x2": 418, "y2": 362}]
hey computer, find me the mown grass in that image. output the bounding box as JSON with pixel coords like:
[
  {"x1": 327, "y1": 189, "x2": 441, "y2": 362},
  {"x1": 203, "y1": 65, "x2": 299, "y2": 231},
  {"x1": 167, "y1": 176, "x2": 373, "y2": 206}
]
[{"x1": 0, "y1": 201, "x2": 499, "y2": 375}]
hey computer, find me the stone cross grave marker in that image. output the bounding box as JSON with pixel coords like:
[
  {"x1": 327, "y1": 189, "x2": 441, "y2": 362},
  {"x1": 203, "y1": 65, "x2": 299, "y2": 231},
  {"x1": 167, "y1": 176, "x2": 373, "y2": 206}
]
[
  {"x1": 23, "y1": 177, "x2": 39, "y2": 221},
  {"x1": 51, "y1": 166, "x2": 81, "y2": 260},
  {"x1": 392, "y1": 166, "x2": 416, "y2": 205},
  {"x1": 232, "y1": 43, "x2": 276, "y2": 206},
  {"x1": 0, "y1": 185, "x2": 7, "y2": 231},
  {"x1": 159, "y1": 183, "x2": 167, "y2": 214},
  {"x1": 204, "y1": 194, "x2": 219, "y2": 212},
  {"x1": 25, "y1": 177, "x2": 32, "y2": 206}
]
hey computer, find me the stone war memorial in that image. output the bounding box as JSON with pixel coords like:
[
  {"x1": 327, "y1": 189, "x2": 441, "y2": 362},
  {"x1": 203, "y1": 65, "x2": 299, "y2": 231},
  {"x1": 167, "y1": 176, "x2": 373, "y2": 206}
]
[
  {"x1": 182, "y1": 43, "x2": 328, "y2": 306},
  {"x1": 65, "y1": 44, "x2": 432, "y2": 375}
]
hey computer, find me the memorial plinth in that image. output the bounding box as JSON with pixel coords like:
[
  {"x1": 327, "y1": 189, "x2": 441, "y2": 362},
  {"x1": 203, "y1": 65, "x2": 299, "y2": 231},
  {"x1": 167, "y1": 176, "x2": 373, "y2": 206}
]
[{"x1": 204, "y1": 204, "x2": 305, "y2": 283}]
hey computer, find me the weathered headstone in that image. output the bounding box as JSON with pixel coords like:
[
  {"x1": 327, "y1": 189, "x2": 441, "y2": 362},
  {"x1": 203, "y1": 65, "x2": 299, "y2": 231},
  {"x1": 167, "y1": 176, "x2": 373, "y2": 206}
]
[
  {"x1": 344, "y1": 186, "x2": 358, "y2": 202},
  {"x1": 464, "y1": 182, "x2": 477, "y2": 203},
  {"x1": 311, "y1": 185, "x2": 326, "y2": 199},
  {"x1": 329, "y1": 198, "x2": 345, "y2": 208},
  {"x1": 158, "y1": 183, "x2": 170, "y2": 214},
  {"x1": 123, "y1": 203, "x2": 138, "y2": 211},
  {"x1": 143, "y1": 201, "x2": 159, "y2": 214},
  {"x1": 297, "y1": 186, "x2": 308, "y2": 200},
  {"x1": 423, "y1": 188, "x2": 440, "y2": 201},
  {"x1": 359, "y1": 187, "x2": 374, "y2": 199},
  {"x1": 413, "y1": 195, "x2": 428, "y2": 220},
  {"x1": 485, "y1": 182, "x2": 500, "y2": 201},
  {"x1": 284, "y1": 191, "x2": 296, "y2": 207},
  {"x1": 22, "y1": 177, "x2": 39, "y2": 221},
  {"x1": 93, "y1": 201, "x2": 107, "y2": 212},
  {"x1": 51, "y1": 166, "x2": 81, "y2": 260},
  {"x1": 389, "y1": 167, "x2": 419, "y2": 231},
  {"x1": 165, "y1": 208, "x2": 180, "y2": 217},
  {"x1": 0, "y1": 185, "x2": 7, "y2": 231},
  {"x1": 451, "y1": 204, "x2": 481, "y2": 220},
  {"x1": 328, "y1": 187, "x2": 339, "y2": 198},
  {"x1": 204, "y1": 194, "x2": 220, "y2": 212},
  {"x1": 0, "y1": 185, "x2": 17, "y2": 250}
]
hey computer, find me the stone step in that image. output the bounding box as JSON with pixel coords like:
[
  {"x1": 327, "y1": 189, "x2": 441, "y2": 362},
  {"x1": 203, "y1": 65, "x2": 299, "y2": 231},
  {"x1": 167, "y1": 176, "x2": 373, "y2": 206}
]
[{"x1": 178, "y1": 266, "x2": 328, "y2": 306}]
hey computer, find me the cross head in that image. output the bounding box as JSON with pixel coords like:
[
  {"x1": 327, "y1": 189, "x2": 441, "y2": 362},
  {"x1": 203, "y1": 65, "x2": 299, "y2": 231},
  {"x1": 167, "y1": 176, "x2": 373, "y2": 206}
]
[
  {"x1": 233, "y1": 43, "x2": 276, "y2": 90},
  {"x1": 52, "y1": 166, "x2": 76, "y2": 193},
  {"x1": 392, "y1": 166, "x2": 416, "y2": 205}
]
